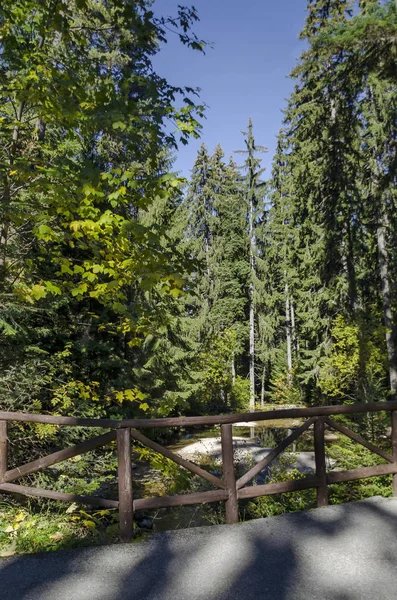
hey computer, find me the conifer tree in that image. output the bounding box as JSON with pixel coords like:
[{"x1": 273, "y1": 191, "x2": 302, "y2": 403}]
[{"x1": 236, "y1": 119, "x2": 267, "y2": 409}]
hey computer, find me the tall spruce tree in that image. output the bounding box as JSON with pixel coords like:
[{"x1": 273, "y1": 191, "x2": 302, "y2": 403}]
[
  {"x1": 182, "y1": 144, "x2": 250, "y2": 411},
  {"x1": 236, "y1": 119, "x2": 267, "y2": 410},
  {"x1": 267, "y1": 0, "x2": 396, "y2": 406}
]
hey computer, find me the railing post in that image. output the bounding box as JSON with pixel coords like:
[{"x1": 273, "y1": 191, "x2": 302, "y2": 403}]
[
  {"x1": 221, "y1": 424, "x2": 238, "y2": 524},
  {"x1": 392, "y1": 410, "x2": 397, "y2": 496},
  {"x1": 314, "y1": 417, "x2": 328, "y2": 507},
  {"x1": 0, "y1": 421, "x2": 7, "y2": 482},
  {"x1": 117, "y1": 428, "x2": 133, "y2": 543}
]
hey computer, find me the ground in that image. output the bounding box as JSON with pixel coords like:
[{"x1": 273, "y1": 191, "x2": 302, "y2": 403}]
[{"x1": 1, "y1": 496, "x2": 397, "y2": 600}]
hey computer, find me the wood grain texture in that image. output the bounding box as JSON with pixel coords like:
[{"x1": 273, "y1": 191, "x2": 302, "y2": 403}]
[
  {"x1": 0, "y1": 421, "x2": 7, "y2": 482},
  {"x1": 117, "y1": 428, "x2": 133, "y2": 543},
  {"x1": 327, "y1": 463, "x2": 397, "y2": 484},
  {"x1": 314, "y1": 418, "x2": 328, "y2": 507},
  {"x1": 237, "y1": 476, "x2": 320, "y2": 500},
  {"x1": 133, "y1": 489, "x2": 228, "y2": 512},
  {"x1": 221, "y1": 424, "x2": 238, "y2": 524},
  {"x1": 0, "y1": 482, "x2": 118, "y2": 507},
  {"x1": 392, "y1": 411, "x2": 397, "y2": 496},
  {"x1": 1, "y1": 400, "x2": 397, "y2": 429}
]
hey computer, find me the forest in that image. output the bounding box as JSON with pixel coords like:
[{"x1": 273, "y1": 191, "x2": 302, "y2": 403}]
[{"x1": 0, "y1": 0, "x2": 397, "y2": 552}]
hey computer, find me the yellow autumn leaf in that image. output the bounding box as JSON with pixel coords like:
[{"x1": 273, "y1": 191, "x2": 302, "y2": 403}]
[{"x1": 14, "y1": 511, "x2": 26, "y2": 523}]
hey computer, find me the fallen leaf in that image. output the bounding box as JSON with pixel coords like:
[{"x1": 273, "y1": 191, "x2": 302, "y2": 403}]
[
  {"x1": 0, "y1": 541, "x2": 17, "y2": 557},
  {"x1": 14, "y1": 512, "x2": 26, "y2": 523},
  {"x1": 65, "y1": 503, "x2": 78, "y2": 514}
]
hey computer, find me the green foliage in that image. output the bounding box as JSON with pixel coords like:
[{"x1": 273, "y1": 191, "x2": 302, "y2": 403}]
[
  {"x1": 0, "y1": 0, "x2": 207, "y2": 425},
  {"x1": 326, "y1": 428, "x2": 392, "y2": 504},
  {"x1": 244, "y1": 456, "x2": 316, "y2": 519},
  {"x1": 1, "y1": 0, "x2": 397, "y2": 552},
  {"x1": 264, "y1": 0, "x2": 397, "y2": 403},
  {"x1": 319, "y1": 315, "x2": 388, "y2": 401},
  {"x1": 0, "y1": 503, "x2": 119, "y2": 555}
]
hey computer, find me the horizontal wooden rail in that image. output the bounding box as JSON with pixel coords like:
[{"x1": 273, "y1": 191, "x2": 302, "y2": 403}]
[
  {"x1": 1, "y1": 402, "x2": 397, "y2": 543},
  {"x1": 133, "y1": 489, "x2": 228, "y2": 511},
  {"x1": 0, "y1": 482, "x2": 119, "y2": 508},
  {"x1": 327, "y1": 463, "x2": 397, "y2": 484},
  {"x1": 237, "y1": 476, "x2": 321, "y2": 500},
  {"x1": 0, "y1": 411, "x2": 119, "y2": 428},
  {"x1": 1, "y1": 400, "x2": 397, "y2": 428}
]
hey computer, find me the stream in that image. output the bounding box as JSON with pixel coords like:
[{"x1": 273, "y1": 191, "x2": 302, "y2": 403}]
[{"x1": 134, "y1": 412, "x2": 322, "y2": 534}]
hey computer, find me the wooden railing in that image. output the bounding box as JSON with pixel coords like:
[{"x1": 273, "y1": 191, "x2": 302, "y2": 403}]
[{"x1": 0, "y1": 401, "x2": 397, "y2": 542}]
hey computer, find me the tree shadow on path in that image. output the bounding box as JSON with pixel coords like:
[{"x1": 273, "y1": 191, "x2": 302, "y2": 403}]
[{"x1": 1, "y1": 498, "x2": 397, "y2": 600}]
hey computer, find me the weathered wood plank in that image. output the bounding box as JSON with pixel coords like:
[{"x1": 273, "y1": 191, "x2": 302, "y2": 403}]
[
  {"x1": 133, "y1": 489, "x2": 228, "y2": 512},
  {"x1": 392, "y1": 411, "x2": 397, "y2": 496},
  {"x1": 1, "y1": 401, "x2": 397, "y2": 429},
  {"x1": 221, "y1": 424, "x2": 238, "y2": 524},
  {"x1": 4, "y1": 430, "x2": 117, "y2": 484},
  {"x1": 314, "y1": 418, "x2": 328, "y2": 507},
  {"x1": 237, "y1": 476, "x2": 320, "y2": 500},
  {"x1": 236, "y1": 417, "x2": 317, "y2": 490},
  {"x1": 327, "y1": 463, "x2": 397, "y2": 484},
  {"x1": 0, "y1": 482, "x2": 118, "y2": 508},
  {"x1": 0, "y1": 421, "x2": 7, "y2": 482},
  {"x1": 0, "y1": 411, "x2": 120, "y2": 428},
  {"x1": 120, "y1": 400, "x2": 397, "y2": 428},
  {"x1": 117, "y1": 429, "x2": 133, "y2": 543},
  {"x1": 130, "y1": 428, "x2": 225, "y2": 489},
  {"x1": 324, "y1": 417, "x2": 393, "y2": 463}
]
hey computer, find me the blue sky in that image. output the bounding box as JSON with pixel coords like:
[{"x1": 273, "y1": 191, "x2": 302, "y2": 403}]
[{"x1": 153, "y1": 0, "x2": 308, "y2": 178}]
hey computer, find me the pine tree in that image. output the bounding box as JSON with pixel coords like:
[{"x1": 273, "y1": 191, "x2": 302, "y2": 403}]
[
  {"x1": 267, "y1": 0, "x2": 397, "y2": 405},
  {"x1": 182, "y1": 144, "x2": 250, "y2": 411},
  {"x1": 236, "y1": 119, "x2": 267, "y2": 410}
]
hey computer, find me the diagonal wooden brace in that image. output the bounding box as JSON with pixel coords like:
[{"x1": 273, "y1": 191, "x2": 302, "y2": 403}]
[
  {"x1": 3, "y1": 430, "x2": 117, "y2": 483},
  {"x1": 324, "y1": 417, "x2": 393, "y2": 463},
  {"x1": 130, "y1": 428, "x2": 226, "y2": 490},
  {"x1": 236, "y1": 417, "x2": 317, "y2": 490}
]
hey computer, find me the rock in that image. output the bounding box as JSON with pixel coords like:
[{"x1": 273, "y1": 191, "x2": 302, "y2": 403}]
[
  {"x1": 131, "y1": 463, "x2": 137, "y2": 470},
  {"x1": 210, "y1": 470, "x2": 222, "y2": 478},
  {"x1": 137, "y1": 518, "x2": 153, "y2": 530}
]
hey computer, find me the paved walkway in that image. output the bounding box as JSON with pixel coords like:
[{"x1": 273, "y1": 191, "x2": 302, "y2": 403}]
[{"x1": 1, "y1": 497, "x2": 397, "y2": 600}]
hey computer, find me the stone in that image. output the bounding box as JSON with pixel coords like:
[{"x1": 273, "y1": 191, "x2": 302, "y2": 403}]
[{"x1": 137, "y1": 518, "x2": 153, "y2": 530}]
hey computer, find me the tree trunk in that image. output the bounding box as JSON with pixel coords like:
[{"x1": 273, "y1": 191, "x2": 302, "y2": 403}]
[
  {"x1": 285, "y1": 282, "x2": 293, "y2": 380},
  {"x1": 376, "y1": 205, "x2": 397, "y2": 402},
  {"x1": 231, "y1": 355, "x2": 236, "y2": 387},
  {"x1": 249, "y1": 186, "x2": 255, "y2": 411},
  {"x1": 249, "y1": 289, "x2": 255, "y2": 410},
  {"x1": 342, "y1": 218, "x2": 358, "y2": 314},
  {"x1": 260, "y1": 363, "x2": 266, "y2": 407},
  {"x1": 290, "y1": 297, "x2": 299, "y2": 353}
]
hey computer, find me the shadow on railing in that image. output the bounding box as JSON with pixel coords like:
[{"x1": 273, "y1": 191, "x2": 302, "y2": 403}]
[{"x1": 0, "y1": 401, "x2": 397, "y2": 542}]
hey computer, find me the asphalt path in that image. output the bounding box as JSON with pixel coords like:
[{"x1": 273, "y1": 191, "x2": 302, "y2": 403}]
[{"x1": 1, "y1": 496, "x2": 397, "y2": 600}]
